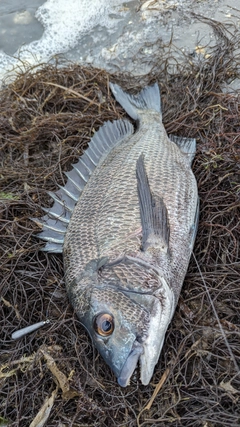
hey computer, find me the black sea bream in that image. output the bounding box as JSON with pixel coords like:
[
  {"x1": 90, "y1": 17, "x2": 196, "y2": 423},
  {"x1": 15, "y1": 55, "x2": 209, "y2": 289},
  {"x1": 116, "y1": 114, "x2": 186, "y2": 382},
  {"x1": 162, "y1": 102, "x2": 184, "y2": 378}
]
[{"x1": 36, "y1": 83, "x2": 199, "y2": 387}]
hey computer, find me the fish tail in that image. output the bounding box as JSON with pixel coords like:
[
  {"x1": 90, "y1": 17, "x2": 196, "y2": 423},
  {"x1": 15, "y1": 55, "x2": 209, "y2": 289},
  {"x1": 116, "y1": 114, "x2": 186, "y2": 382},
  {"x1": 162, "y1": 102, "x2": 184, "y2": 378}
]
[{"x1": 110, "y1": 82, "x2": 161, "y2": 120}]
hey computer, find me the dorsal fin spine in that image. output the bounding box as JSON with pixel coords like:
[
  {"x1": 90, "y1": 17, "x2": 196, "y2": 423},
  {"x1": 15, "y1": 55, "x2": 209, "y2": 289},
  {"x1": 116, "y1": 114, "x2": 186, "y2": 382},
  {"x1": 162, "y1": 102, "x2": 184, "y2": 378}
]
[
  {"x1": 73, "y1": 165, "x2": 88, "y2": 182},
  {"x1": 47, "y1": 191, "x2": 73, "y2": 212},
  {"x1": 90, "y1": 141, "x2": 102, "y2": 157},
  {"x1": 42, "y1": 207, "x2": 70, "y2": 223},
  {"x1": 94, "y1": 134, "x2": 104, "y2": 148},
  {"x1": 85, "y1": 150, "x2": 97, "y2": 166},
  {"x1": 37, "y1": 222, "x2": 66, "y2": 234},
  {"x1": 40, "y1": 236, "x2": 64, "y2": 244},
  {"x1": 37, "y1": 118, "x2": 134, "y2": 253},
  {"x1": 86, "y1": 146, "x2": 99, "y2": 163},
  {"x1": 64, "y1": 172, "x2": 83, "y2": 191},
  {"x1": 58, "y1": 185, "x2": 79, "y2": 201},
  {"x1": 90, "y1": 142, "x2": 101, "y2": 156},
  {"x1": 78, "y1": 159, "x2": 90, "y2": 177}
]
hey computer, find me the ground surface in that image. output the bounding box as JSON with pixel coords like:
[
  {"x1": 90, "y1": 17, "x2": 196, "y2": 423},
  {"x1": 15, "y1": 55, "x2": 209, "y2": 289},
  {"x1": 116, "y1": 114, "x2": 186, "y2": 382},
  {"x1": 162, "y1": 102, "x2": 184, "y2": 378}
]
[
  {"x1": 0, "y1": 19, "x2": 239, "y2": 427},
  {"x1": 1, "y1": 1, "x2": 240, "y2": 81}
]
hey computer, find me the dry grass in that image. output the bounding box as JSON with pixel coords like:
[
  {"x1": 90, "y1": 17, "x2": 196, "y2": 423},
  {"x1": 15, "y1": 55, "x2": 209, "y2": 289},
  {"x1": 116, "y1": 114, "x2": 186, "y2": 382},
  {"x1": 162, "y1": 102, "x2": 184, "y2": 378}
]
[{"x1": 0, "y1": 18, "x2": 239, "y2": 427}]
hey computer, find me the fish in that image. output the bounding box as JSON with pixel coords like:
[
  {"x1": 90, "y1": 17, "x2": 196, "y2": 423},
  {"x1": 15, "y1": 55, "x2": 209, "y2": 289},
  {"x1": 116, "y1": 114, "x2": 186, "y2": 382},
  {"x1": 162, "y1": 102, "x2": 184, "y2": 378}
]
[{"x1": 34, "y1": 82, "x2": 199, "y2": 387}]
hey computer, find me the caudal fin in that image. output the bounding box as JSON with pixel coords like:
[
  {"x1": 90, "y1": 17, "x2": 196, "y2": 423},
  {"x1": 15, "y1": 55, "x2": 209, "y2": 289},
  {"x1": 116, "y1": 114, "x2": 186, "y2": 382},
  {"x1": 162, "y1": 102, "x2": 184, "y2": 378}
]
[{"x1": 110, "y1": 82, "x2": 161, "y2": 120}]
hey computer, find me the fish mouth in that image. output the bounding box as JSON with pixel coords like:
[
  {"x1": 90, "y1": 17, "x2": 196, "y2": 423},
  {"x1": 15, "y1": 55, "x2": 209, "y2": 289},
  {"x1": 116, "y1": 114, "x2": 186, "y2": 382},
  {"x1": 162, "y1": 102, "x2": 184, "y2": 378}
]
[
  {"x1": 117, "y1": 341, "x2": 143, "y2": 387},
  {"x1": 118, "y1": 282, "x2": 175, "y2": 387}
]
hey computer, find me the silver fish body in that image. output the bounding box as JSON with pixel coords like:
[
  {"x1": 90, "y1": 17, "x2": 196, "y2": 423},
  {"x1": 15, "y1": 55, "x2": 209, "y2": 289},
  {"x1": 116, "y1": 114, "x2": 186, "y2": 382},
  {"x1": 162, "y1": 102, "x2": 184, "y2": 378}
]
[{"x1": 36, "y1": 83, "x2": 199, "y2": 386}]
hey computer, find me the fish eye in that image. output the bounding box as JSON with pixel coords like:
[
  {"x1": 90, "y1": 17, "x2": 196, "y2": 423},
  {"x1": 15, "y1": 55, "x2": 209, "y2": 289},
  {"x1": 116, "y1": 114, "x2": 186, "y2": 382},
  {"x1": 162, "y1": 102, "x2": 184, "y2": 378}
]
[{"x1": 94, "y1": 313, "x2": 114, "y2": 337}]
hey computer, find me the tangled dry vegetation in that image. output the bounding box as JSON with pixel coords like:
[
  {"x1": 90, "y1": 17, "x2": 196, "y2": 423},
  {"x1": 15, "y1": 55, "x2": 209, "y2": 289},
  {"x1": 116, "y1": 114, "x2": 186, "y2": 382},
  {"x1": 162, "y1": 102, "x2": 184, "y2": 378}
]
[{"x1": 0, "y1": 19, "x2": 239, "y2": 427}]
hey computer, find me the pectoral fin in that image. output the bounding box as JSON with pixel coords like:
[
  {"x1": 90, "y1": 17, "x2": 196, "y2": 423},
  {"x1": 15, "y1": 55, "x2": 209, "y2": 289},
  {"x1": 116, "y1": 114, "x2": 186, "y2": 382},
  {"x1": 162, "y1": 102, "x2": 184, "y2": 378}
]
[{"x1": 136, "y1": 154, "x2": 170, "y2": 253}]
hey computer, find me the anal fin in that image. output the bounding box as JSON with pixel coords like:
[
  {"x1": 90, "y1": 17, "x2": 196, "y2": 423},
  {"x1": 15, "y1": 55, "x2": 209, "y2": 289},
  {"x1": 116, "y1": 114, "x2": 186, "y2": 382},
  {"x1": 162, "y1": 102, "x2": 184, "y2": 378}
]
[{"x1": 136, "y1": 155, "x2": 170, "y2": 253}]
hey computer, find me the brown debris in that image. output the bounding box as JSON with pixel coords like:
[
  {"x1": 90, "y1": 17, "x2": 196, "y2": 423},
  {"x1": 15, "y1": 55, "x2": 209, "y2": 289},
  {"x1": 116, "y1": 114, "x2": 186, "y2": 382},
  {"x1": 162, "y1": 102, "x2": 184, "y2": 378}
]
[
  {"x1": 0, "y1": 18, "x2": 240, "y2": 427},
  {"x1": 38, "y1": 345, "x2": 79, "y2": 400},
  {"x1": 29, "y1": 388, "x2": 57, "y2": 427}
]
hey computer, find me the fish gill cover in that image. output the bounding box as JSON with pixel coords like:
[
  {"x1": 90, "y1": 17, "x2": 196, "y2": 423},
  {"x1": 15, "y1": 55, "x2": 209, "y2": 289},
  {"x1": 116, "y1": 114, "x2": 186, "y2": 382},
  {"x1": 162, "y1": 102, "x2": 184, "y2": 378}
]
[{"x1": 0, "y1": 18, "x2": 240, "y2": 427}]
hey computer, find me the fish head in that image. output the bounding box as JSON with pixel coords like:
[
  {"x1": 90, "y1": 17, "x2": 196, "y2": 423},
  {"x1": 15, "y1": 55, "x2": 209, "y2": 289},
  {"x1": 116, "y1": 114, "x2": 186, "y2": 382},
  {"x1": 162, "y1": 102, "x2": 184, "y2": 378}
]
[{"x1": 77, "y1": 277, "x2": 174, "y2": 387}]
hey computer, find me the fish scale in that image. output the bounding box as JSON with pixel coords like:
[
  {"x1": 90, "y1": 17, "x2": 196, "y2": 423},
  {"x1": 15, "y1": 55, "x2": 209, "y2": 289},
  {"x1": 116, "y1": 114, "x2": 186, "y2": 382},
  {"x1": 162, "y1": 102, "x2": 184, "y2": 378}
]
[
  {"x1": 36, "y1": 82, "x2": 199, "y2": 386},
  {"x1": 101, "y1": 262, "x2": 160, "y2": 293},
  {"x1": 65, "y1": 117, "x2": 194, "y2": 295}
]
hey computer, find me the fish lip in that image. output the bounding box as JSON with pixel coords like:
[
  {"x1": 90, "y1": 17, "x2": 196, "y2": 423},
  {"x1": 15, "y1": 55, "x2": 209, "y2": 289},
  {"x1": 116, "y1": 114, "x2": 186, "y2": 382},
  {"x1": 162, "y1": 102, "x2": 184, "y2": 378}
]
[{"x1": 117, "y1": 341, "x2": 143, "y2": 387}]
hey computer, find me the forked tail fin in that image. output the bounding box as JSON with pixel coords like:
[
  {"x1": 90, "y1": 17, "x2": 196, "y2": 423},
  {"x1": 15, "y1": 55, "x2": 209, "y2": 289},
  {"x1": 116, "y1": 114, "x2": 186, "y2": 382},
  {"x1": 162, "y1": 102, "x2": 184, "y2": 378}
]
[{"x1": 110, "y1": 82, "x2": 161, "y2": 120}]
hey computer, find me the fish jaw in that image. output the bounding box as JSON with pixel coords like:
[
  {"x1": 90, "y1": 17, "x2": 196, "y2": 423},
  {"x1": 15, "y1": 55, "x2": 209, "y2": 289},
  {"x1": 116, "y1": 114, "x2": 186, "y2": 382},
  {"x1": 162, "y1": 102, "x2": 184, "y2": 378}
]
[
  {"x1": 117, "y1": 341, "x2": 143, "y2": 387},
  {"x1": 117, "y1": 277, "x2": 175, "y2": 386},
  {"x1": 94, "y1": 323, "x2": 140, "y2": 382},
  {"x1": 140, "y1": 277, "x2": 175, "y2": 385}
]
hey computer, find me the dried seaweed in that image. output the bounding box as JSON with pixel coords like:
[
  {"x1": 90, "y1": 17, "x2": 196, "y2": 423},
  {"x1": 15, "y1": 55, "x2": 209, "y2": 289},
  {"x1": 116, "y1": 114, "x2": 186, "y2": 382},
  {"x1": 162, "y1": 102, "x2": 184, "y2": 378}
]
[{"x1": 0, "y1": 18, "x2": 240, "y2": 427}]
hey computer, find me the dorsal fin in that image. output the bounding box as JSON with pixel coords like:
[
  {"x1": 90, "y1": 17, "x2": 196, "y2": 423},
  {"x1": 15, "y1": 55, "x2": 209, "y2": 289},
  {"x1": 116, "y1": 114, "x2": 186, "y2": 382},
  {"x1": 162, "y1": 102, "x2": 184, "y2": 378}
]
[
  {"x1": 169, "y1": 134, "x2": 196, "y2": 165},
  {"x1": 34, "y1": 119, "x2": 134, "y2": 253}
]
